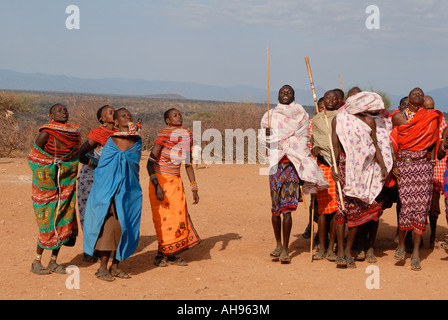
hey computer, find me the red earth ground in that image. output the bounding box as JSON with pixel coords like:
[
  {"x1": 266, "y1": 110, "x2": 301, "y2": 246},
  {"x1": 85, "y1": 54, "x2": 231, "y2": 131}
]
[{"x1": 1, "y1": 153, "x2": 448, "y2": 300}]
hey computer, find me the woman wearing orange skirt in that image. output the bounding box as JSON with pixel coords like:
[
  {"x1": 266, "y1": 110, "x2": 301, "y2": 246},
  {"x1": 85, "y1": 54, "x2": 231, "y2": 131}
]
[{"x1": 147, "y1": 108, "x2": 201, "y2": 267}]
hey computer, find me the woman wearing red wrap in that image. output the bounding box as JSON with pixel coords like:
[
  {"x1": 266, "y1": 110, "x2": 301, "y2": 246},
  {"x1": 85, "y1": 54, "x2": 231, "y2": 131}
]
[
  {"x1": 77, "y1": 105, "x2": 116, "y2": 262},
  {"x1": 391, "y1": 88, "x2": 443, "y2": 271},
  {"x1": 28, "y1": 104, "x2": 81, "y2": 275}
]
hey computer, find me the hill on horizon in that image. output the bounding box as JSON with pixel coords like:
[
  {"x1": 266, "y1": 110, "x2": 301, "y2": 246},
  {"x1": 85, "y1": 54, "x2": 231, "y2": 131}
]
[{"x1": 0, "y1": 68, "x2": 447, "y2": 111}]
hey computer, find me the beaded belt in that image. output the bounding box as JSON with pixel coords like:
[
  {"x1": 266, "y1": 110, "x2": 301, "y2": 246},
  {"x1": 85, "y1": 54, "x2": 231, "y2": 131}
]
[{"x1": 396, "y1": 152, "x2": 430, "y2": 163}]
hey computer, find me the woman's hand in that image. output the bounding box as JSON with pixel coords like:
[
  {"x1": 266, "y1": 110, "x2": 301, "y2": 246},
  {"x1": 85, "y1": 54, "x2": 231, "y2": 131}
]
[
  {"x1": 380, "y1": 167, "x2": 388, "y2": 181},
  {"x1": 192, "y1": 190, "x2": 199, "y2": 204},
  {"x1": 331, "y1": 165, "x2": 340, "y2": 182},
  {"x1": 155, "y1": 184, "x2": 165, "y2": 201}
]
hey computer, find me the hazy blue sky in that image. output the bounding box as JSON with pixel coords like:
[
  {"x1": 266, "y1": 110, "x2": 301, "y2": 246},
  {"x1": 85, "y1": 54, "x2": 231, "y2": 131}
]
[{"x1": 1, "y1": 0, "x2": 447, "y2": 101}]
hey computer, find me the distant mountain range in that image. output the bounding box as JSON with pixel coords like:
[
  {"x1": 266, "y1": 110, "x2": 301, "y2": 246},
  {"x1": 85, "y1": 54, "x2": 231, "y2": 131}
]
[{"x1": 0, "y1": 69, "x2": 447, "y2": 110}]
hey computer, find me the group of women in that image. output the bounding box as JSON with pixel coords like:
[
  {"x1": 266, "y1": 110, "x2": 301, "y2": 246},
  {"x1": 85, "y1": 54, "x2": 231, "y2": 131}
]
[{"x1": 28, "y1": 104, "x2": 201, "y2": 281}]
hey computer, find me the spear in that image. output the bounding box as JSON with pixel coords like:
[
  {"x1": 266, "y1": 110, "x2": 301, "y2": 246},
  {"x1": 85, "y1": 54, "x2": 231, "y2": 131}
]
[
  {"x1": 267, "y1": 47, "x2": 270, "y2": 128},
  {"x1": 305, "y1": 56, "x2": 345, "y2": 262}
]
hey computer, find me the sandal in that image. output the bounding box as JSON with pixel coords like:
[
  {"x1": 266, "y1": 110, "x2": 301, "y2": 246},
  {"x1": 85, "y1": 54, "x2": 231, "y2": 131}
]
[
  {"x1": 355, "y1": 250, "x2": 366, "y2": 261},
  {"x1": 270, "y1": 248, "x2": 281, "y2": 257},
  {"x1": 110, "y1": 268, "x2": 131, "y2": 279},
  {"x1": 154, "y1": 255, "x2": 168, "y2": 267},
  {"x1": 47, "y1": 261, "x2": 67, "y2": 274},
  {"x1": 279, "y1": 254, "x2": 291, "y2": 264},
  {"x1": 346, "y1": 256, "x2": 357, "y2": 269},
  {"x1": 325, "y1": 251, "x2": 337, "y2": 261},
  {"x1": 366, "y1": 249, "x2": 377, "y2": 263},
  {"x1": 335, "y1": 255, "x2": 347, "y2": 266},
  {"x1": 440, "y1": 241, "x2": 448, "y2": 250},
  {"x1": 30, "y1": 261, "x2": 51, "y2": 275},
  {"x1": 393, "y1": 248, "x2": 405, "y2": 261},
  {"x1": 95, "y1": 268, "x2": 115, "y2": 282},
  {"x1": 167, "y1": 256, "x2": 188, "y2": 266},
  {"x1": 312, "y1": 251, "x2": 325, "y2": 261},
  {"x1": 410, "y1": 257, "x2": 422, "y2": 271}
]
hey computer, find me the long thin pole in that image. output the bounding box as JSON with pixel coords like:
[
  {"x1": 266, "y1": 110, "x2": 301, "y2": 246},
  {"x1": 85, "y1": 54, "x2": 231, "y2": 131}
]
[
  {"x1": 339, "y1": 74, "x2": 343, "y2": 91},
  {"x1": 304, "y1": 56, "x2": 345, "y2": 212},
  {"x1": 309, "y1": 195, "x2": 315, "y2": 261},
  {"x1": 267, "y1": 47, "x2": 270, "y2": 128}
]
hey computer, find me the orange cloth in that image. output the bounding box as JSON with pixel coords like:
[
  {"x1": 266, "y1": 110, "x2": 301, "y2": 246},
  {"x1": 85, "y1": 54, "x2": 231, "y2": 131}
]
[
  {"x1": 149, "y1": 173, "x2": 201, "y2": 255},
  {"x1": 390, "y1": 108, "x2": 442, "y2": 154},
  {"x1": 387, "y1": 108, "x2": 443, "y2": 188},
  {"x1": 316, "y1": 161, "x2": 338, "y2": 215},
  {"x1": 87, "y1": 126, "x2": 116, "y2": 146}
]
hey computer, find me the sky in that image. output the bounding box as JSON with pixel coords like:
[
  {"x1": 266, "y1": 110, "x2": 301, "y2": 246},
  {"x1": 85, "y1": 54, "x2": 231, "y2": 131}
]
[{"x1": 0, "y1": 0, "x2": 447, "y2": 101}]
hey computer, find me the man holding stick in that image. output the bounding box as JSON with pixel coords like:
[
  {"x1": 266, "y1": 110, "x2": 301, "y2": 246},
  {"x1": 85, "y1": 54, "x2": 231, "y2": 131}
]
[
  {"x1": 331, "y1": 91, "x2": 392, "y2": 268},
  {"x1": 311, "y1": 90, "x2": 339, "y2": 261},
  {"x1": 259, "y1": 85, "x2": 328, "y2": 263}
]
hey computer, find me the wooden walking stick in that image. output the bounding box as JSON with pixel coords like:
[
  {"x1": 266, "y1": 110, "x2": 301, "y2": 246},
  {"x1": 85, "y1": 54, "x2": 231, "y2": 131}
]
[
  {"x1": 304, "y1": 56, "x2": 345, "y2": 211},
  {"x1": 304, "y1": 57, "x2": 345, "y2": 261},
  {"x1": 339, "y1": 74, "x2": 343, "y2": 91},
  {"x1": 267, "y1": 47, "x2": 270, "y2": 128}
]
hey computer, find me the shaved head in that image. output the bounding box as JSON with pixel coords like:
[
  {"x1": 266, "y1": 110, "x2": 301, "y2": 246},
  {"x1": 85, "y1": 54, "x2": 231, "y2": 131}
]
[{"x1": 423, "y1": 95, "x2": 435, "y2": 110}]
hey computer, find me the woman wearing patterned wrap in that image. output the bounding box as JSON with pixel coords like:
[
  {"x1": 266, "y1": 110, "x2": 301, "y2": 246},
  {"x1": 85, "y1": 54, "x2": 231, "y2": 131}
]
[
  {"x1": 78, "y1": 105, "x2": 115, "y2": 227},
  {"x1": 28, "y1": 104, "x2": 81, "y2": 275},
  {"x1": 77, "y1": 105, "x2": 115, "y2": 262},
  {"x1": 147, "y1": 108, "x2": 201, "y2": 267},
  {"x1": 391, "y1": 88, "x2": 443, "y2": 271},
  {"x1": 331, "y1": 92, "x2": 392, "y2": 269}
]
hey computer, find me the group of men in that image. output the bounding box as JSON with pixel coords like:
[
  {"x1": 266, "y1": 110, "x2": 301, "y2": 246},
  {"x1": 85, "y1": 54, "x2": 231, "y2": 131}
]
[{"x1": 261, "y1": 85, "x2": 445, "y2": 271}]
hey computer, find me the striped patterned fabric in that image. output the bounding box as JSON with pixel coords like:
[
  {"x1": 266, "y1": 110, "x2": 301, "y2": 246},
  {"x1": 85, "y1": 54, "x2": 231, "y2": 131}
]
[
  {"x1": 335, "y1": 154, "x2": 382, "y2": 228},
  {"x1": 154, "y1": 127, "x2": 193, "y2": 176},
  {"x1": 397, "y1": 149, "x2": 433, "y2": 235},
  {"x1": 433, "y1": 117, "x2": 447, "y2": 194},
  {"x1": 316, "y1": 161, "x2": 338, "y2": 215}
]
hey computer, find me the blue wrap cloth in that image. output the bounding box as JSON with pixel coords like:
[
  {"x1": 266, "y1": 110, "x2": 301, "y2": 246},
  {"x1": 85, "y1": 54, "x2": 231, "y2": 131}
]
[{"x1": 83, "y1": 137, "x2": 142, "y2": 261}]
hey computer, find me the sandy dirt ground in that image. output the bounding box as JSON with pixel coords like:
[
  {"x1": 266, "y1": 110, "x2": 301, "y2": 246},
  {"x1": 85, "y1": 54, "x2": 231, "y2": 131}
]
[{"x1": 1, "y1": 153, "x2": 448, "y2": 301}]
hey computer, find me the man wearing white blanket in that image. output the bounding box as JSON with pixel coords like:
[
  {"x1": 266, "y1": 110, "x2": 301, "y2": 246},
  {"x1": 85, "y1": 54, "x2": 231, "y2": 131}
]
[{"x1": 259, "y1": 85, "x2": 328, "y2": 263}]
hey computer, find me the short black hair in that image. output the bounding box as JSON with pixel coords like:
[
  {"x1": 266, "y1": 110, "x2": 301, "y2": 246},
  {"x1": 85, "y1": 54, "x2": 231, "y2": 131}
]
[
  {"x1": 333, "y1": 88, "x2": 344, "y2": 98},
  {"x1": 399, "y1": 96, "x2": 408, "y2": 106},
  {"x1": 164, "y1": 108, "x2": 177, "y2": 125},
  {"x1": 113, "y1": 107, "x2": 128, "y2": 120},
  {"x1": 96, "y1": 105, "x2": 112, "y2": 123},
  {"x1": 49, "y1": 103, "x2": 65, "y2": 114}
]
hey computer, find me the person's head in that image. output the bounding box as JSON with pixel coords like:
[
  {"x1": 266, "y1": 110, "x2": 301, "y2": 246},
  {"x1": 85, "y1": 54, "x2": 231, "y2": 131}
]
[
  {"x1": 317, "y1": 97, "x2": 325, "y2": 112},
  {"x1": 347, "y1": 87, "x2": 361, "y2": 98},
  {"x1": 278, "y1": 85, "x2": 295, "y2": 105},
  {"x1": 423, "y1": 95, "x2": 435, "y2": 110},
  {"x1": 408, "y1": 87, "x2": 424, "y2": 109},
  {"x1": 49, "y1": 103, "x2": 69, "y2": 124},
  {"x1": 323, "y1": 90, "x2": 338, "y2": 111},
  {"x1": 96, "y1": 105, "x2": 115, "y2": 124},
  {"x1": 333, "y1": 88, "x2": 345, "y2": 108},
  {"x1": 164, "y1": 108, "x2": 183, "y2": 126},
  {"x1": 399, "y1": 96, "x2": 408, "y2": 112},
  {"x1": 113, "y1": 108, "x2": 133, "y2": 131}
]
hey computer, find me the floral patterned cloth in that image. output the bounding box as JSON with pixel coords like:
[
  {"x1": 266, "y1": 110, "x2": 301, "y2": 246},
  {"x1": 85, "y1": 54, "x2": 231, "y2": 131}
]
[
  {"x1": 335, "y1": 92, "x2": 393, "y2": 204},
  {"x1": 259, "y1": 102, "x2": 329, "y2": 194}
]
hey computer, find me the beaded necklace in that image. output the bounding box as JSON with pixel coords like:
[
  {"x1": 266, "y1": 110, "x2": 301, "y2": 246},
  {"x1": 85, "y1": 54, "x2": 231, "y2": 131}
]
[{"x1": 404, "y1": 107, "x2": 418, "y2": 121}]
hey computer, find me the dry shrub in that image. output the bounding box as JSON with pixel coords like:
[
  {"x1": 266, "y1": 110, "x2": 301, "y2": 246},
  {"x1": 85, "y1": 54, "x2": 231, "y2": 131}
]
[{"x1": 199, "y1": 102, "x2": 266, "y2": 162}]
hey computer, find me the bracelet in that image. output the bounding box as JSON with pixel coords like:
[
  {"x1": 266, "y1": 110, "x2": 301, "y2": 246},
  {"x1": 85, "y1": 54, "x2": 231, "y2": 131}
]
[
  {"x1": 190, "y1": 180, "x2": 198, "y2": 192},
  {"x1": 148, "y1": 156, "x2": 158, "y2": 163},
  {"x1": 150, "y1": 174, "x2": 159, "y2": 185}
]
